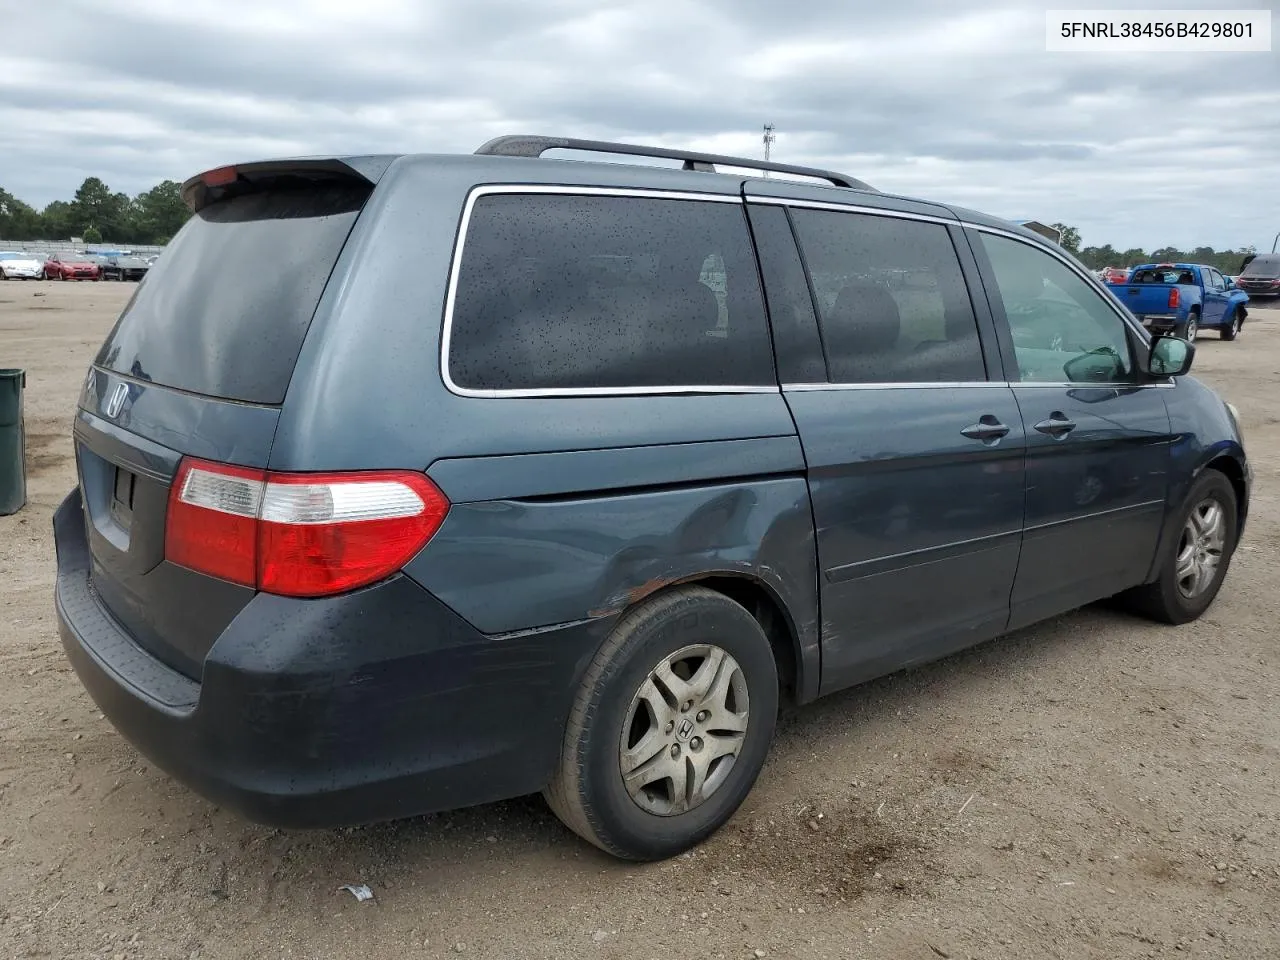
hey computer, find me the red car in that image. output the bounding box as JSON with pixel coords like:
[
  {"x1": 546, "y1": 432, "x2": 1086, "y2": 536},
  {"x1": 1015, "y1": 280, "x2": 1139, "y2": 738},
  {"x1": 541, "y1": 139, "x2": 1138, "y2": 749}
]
[
  {"x1": 43, "y1": 253, "x2": 101, "y2": 281},
  {"x1": 1100, "y1": 266, "x2": 1129, "y2": 284}
]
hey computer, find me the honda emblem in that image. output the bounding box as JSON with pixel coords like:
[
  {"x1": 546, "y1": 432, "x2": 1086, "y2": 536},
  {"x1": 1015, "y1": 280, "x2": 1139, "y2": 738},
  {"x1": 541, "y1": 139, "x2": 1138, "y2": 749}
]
[{"x1": 105, "y1": 383, "x2": 128, "y2": 419}]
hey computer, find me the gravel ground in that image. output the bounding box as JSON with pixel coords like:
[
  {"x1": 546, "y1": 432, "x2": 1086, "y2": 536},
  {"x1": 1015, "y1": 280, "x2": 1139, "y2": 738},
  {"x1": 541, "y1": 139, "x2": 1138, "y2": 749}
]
[{"x1": 2, "y1": 280, "x2": 1279, "y2": 960}]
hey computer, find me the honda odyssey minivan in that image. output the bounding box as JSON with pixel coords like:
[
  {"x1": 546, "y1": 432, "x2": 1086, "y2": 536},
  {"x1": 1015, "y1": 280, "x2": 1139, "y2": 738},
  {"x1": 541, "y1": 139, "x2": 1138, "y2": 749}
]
[{"x1": 55, "y1": 136, "x2": 1249, "y2": 861}]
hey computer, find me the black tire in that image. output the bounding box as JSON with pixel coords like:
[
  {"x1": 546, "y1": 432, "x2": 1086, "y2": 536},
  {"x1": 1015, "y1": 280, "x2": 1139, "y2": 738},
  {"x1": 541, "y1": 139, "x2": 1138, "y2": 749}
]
[
  {"x1": 1220, "y1": 308, "x2": 1242, "y2": 341},
  {"x1": 1178, "y1": 310, "x2": 1199, "y2": 341},
  {"x1": 1119, "y1": 470, "x2": 1238, "y2": 624},
  {"x1": 544, "y1": 586, "x2": 779, "y2": 861}
]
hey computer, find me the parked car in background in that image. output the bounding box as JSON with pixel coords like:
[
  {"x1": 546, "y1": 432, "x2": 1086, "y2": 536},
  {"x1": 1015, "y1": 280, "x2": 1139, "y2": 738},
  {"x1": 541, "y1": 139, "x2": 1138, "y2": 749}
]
[
  {"x1": 1107, "y1": 263, "x2": 1249, "y2": 340},
  {"x1": 100, "y1": 255, "x2": 150, "y2": 282},
  {"x1": 44, "y1": 252, "x2": 103, "y2": 281},
  {"x1": 55, "y1": 137, "x2": 1250, "y2": 862},
  {"x1": 1100, "y1": 266, "x2": 1130, "y2": 284},
  {"x1": 0, "y1": 252, "x2": 47, "y2": 280},
  {"x1": 1235, "y1": 254, "x2": 1280, "y2": 299}
]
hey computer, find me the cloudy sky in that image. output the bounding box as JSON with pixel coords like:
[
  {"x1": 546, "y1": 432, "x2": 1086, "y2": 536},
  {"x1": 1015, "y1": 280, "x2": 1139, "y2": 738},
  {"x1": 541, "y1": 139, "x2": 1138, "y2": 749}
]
[{"x1": 2, "y1": 0, "x2": 1276, "y2": 250}]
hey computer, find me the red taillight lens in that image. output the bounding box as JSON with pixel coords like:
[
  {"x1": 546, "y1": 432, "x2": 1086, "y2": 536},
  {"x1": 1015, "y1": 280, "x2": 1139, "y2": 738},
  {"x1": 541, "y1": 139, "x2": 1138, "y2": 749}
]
[
  {"x1": 165, "y1": 459, "x2": 449, "y2": 597},
  {"x1": 166, "y1": 460, "x2": 265, "y2": 586},
  {"x1": 1168, "y1": 288, "x2": 1180, "y2": 309},
  {"x1": 257, "y1": 471, "x2": 448, "y2": 596}
]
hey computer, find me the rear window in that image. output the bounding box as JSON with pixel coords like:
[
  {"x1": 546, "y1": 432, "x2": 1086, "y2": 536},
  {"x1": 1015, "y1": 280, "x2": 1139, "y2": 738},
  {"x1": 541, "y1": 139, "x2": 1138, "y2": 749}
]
[
  {"x1": 1243, "y1": 255, "x2": 1280, "y2": 276},
  {"x1": 1130, "y1": 268, "x2": 1193, "y2": 284},
  {"x1": 447, "y1": 193, "x2": 774, "y2": 392},
  {"x1": 95, "y1": 180, "x2": 368, "y2": 404}
]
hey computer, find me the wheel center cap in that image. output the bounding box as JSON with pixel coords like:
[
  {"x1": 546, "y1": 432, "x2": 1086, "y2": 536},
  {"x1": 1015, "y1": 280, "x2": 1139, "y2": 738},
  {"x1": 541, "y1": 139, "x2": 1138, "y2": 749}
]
[{"x1": 675, "y1": 717, "x2": 695, "y2": 742}]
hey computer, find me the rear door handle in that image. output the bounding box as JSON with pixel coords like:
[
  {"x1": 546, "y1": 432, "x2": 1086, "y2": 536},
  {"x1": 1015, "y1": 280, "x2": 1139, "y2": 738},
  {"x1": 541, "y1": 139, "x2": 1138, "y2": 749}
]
[
  {"x1": 961, "y1": 415, "x2": 1011, "y2": 443},
  {"x1": 1033, "y1": 413, "x2": 1077, "y2": 438}
]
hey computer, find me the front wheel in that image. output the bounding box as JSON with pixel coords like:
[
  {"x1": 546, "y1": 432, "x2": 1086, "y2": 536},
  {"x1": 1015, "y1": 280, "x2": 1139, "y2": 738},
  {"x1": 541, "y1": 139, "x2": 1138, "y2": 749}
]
[
  {"x1": 1118, "y1": 470, "x2": 1237, "y2": 624},
  {"x1": 544, "y1": 586, "x2": 779, "y2": 861},
  {"x1": 1220, "y1": 308, "x2": 1242, "y2": 341}
]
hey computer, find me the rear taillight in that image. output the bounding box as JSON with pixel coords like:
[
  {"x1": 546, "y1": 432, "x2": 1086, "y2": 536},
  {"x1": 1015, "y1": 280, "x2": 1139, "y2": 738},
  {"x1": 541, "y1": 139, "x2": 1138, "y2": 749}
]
[
  {"x1": 1168, "y1": 288, "x2": 1180, "y2": 309},
  {"x1": 165, "y1": 458, "x2": 449, "y2": 597}
]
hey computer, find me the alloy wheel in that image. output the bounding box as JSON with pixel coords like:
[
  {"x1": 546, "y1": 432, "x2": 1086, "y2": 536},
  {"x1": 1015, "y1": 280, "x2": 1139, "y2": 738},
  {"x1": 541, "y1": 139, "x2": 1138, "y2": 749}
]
[{"x1": 619, "y1": 644, "x2": 749, "y2": 816}]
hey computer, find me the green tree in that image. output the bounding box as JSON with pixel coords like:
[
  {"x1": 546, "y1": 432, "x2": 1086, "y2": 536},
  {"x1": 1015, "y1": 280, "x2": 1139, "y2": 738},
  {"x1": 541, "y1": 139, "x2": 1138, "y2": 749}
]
[
  {"x1": 71, "y1": 177, "x2": 129, "y2": 241},
  {"x1": 1078, "y1": 244, "x2": 1118, "y2": 270},
  {"x1": 131, "y1": 180, "x2": 189, "y2": 244},
  {"x1": 39, "y1": 200, "x2": 75, "y2": 240},
  {"x1": 0, "y1": 188, "x2": 44, "y2": 240},
  {"x1": 82, "y1": 225, "x2": 103, "y2": 243},
  {"x1": 1051, "y1": 222, "x2": 1082, "y2": 254}
]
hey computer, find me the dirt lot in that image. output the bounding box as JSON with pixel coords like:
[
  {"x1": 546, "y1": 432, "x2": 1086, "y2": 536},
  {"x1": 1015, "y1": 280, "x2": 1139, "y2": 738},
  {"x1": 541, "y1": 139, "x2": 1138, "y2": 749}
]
[{"x1": 2, "y1": 280, "x2": 1279, "y2": 960}]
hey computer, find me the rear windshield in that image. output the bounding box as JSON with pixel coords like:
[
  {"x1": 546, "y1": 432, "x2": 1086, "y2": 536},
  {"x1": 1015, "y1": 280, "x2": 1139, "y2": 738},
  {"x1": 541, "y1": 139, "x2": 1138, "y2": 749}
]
[
  {"x1": 1243, "y1": 255, "x2": 1280, "y2": 276},
  {"x1": 95, "y1": 179, "x2": 369, "y2": 404},
  {"x1": 1129, "y1": 267, "x2": 1194, "y2": 284}
]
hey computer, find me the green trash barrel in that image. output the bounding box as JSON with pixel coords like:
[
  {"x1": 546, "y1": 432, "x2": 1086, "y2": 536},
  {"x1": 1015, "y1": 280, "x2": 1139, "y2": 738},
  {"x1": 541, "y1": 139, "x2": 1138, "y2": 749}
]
[{"x1": 0, "y1": 369, "x2": 27, "y2": 516}]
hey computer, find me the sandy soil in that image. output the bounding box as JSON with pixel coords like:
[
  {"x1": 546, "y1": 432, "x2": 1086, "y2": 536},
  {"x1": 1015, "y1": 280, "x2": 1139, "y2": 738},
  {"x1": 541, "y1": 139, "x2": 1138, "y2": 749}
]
[{"x1": 2, "y1": 279, "x2": 1279, "y2": 960}]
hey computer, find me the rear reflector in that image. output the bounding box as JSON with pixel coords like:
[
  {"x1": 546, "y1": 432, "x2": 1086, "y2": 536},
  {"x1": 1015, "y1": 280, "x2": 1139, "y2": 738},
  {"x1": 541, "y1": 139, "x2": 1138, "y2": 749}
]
[{"x1": 165, "y1": 459, "x2": 449, "y2": 597}]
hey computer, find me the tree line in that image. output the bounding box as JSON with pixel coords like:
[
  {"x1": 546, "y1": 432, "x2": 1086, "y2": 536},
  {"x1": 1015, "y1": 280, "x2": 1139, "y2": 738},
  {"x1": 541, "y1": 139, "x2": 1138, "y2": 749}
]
[
  {"x1": 0, "y1": 177, "x2": 190, "y2": 246},
  {"x1": 1050, "y1": 223, "x2": 1258, "y2": 275},
  {"x1": 0, "y1": 181, "x2": 1262, "y2": 270}
]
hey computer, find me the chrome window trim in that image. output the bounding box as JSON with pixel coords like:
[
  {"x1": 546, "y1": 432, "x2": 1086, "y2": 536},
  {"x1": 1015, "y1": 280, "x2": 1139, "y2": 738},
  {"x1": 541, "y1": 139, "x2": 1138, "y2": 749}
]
[
  {"x1": 783, "y1": 380, "x2": 1174, "y2": 391},
  {"x1": 782, "y1": 381, "x2": 1006, "y2": 391},
  {"x1": 747, "y1": 195, "x2": 958, "y2": 226},
  {"x1": 440, "y1": 184, "x2": 762, "y2": 400}
]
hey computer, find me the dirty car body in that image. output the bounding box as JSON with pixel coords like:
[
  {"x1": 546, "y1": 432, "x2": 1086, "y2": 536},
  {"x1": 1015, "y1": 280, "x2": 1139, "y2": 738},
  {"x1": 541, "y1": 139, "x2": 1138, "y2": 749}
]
[{"x1": 55, "y1": 140, "x2": 1250, "y2": 857}]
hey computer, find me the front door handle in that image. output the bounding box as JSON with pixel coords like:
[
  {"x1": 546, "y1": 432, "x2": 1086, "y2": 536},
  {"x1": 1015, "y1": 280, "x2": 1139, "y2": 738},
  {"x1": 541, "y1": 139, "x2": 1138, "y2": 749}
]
[
  {"x1": 961, "y1": 415, "x2": 1011, "y2": 443},
  {"x1": 1034, "y1": 412, "x2": 1077, "y2": 438}
]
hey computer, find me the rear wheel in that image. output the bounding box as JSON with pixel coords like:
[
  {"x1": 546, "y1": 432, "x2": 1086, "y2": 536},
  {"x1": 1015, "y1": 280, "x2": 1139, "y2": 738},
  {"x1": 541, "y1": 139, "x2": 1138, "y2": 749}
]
[
  {"x1": 1220, "y1": 308, "x2": 1242, "y2": 341},
  {"x1": 1179, "y1": 310, "x2": 1199, "y2": 341},
  {"x1": 544, "y1": 586, "x2": 779, "y2": 861},
  {"x1": 1119, "y1": 470, "x2": 1237, "y2": 624}
]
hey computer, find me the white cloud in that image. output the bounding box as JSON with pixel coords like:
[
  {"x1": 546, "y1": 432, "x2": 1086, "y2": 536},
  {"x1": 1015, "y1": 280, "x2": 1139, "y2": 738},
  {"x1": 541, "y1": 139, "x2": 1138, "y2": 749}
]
[{"x1": 0, "y1": 0, "x2": 1275, "y2": 249}]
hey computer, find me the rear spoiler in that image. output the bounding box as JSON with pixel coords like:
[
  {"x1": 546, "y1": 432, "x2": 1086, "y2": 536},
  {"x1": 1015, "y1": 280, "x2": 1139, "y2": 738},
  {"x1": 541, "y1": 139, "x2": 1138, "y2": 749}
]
[{"x1": 181, "y1": 156, "x2": 398, "y2": 212}]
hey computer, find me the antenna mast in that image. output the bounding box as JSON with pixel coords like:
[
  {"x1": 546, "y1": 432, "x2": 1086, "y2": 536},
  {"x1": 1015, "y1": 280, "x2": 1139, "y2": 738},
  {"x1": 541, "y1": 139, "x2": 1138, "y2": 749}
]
[{"x1": 762, "y1": 124, "x2": 776, "y2": 178}]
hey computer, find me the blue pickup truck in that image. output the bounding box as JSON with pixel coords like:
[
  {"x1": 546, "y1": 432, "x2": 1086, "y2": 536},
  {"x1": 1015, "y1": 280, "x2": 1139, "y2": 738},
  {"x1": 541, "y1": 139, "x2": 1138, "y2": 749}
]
[{"x1": 1106, "y1": 263, "x2": 1250, "y2": 341}]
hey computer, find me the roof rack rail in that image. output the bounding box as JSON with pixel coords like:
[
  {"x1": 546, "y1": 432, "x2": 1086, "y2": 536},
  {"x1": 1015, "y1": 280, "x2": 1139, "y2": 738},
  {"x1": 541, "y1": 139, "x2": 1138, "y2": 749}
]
[{"x1": 474, "y1": 135, "x2": 875, "y2": 191}]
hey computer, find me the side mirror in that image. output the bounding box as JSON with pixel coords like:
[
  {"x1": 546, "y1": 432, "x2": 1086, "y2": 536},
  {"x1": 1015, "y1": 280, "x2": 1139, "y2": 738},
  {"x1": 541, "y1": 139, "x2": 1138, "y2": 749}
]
[{"x1": 1147, "y1": 334, "x2": 1194, "y2": 377}]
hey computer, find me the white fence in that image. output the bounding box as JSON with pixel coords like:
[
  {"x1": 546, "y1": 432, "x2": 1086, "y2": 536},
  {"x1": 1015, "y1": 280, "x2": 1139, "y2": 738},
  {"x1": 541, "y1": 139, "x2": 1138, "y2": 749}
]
[{"x1": 0, "y1": 240, "x2": 166, "y2": 257}]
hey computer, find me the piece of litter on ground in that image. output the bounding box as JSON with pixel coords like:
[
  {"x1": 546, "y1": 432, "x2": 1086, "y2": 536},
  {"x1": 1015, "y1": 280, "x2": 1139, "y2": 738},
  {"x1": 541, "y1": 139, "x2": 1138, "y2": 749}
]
[
  {"x1": 339, "y1": 883, "x2": 374, "y2": 902},
  {"x1": 592, "y1": 930, "x2": 609, "y2": 943},
  {"x1": 957, "y1": 793, "x2": 976, "y2": 817}
]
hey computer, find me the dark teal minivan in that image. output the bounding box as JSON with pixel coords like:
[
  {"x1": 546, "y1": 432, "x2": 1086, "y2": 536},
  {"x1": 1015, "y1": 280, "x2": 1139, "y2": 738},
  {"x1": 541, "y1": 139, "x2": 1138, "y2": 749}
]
[{"x1": 55, "y1": 136, "x2": 1248, "y2": 861}]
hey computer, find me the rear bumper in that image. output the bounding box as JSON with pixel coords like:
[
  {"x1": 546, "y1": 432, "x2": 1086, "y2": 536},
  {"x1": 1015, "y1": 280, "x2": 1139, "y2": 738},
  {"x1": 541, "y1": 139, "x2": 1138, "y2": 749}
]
[
  {"x1": 54, "y1": 489, "x2": 606, "y2": 827},
  {"x1": 1134, "y1": 314, "x2": 1179, "y2": 331}
]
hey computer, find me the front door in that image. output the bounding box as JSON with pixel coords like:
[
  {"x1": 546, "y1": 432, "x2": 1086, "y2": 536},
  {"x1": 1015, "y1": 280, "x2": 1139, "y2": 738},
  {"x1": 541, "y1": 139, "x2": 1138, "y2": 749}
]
[
  {"x1": 1201, "y1": 268, "x2": 1229, "y2": 327},
  {"x1": 968, "y1": 229, "x2": 1173, "y2": 629},
  {"x1": 772, "y1": 202, "x2": 1027, "y2": 693}
]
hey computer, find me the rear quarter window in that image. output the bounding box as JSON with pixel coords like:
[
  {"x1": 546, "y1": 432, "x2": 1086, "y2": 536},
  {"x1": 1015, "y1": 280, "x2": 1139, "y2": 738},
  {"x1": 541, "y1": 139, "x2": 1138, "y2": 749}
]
[
  {"x1": 446, "y1": 192, "x2": 775, "y2": 393},
  {"x1": 95, "y1": 180, "x2": 368, "y2": 404}
]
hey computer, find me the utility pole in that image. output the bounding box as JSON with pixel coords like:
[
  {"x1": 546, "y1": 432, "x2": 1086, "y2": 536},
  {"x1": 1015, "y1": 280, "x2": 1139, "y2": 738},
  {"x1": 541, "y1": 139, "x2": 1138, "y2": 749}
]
[{"x1": 762, "y1": 124, "x2": 776, "y2": 177}]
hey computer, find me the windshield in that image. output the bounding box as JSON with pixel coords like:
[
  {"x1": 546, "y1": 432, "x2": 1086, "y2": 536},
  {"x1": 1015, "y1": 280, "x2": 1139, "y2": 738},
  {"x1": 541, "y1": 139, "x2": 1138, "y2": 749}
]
[{"x1": 1243, "y1": 255, "x2": 1280, "y2": 277}]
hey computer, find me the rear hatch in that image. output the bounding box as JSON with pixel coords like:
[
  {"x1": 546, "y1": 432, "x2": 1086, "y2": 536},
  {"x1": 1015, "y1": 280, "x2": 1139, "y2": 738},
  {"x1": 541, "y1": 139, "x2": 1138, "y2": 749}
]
[{"x1": 74, "y1": 161, "x2": 377, "y2": 678}]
